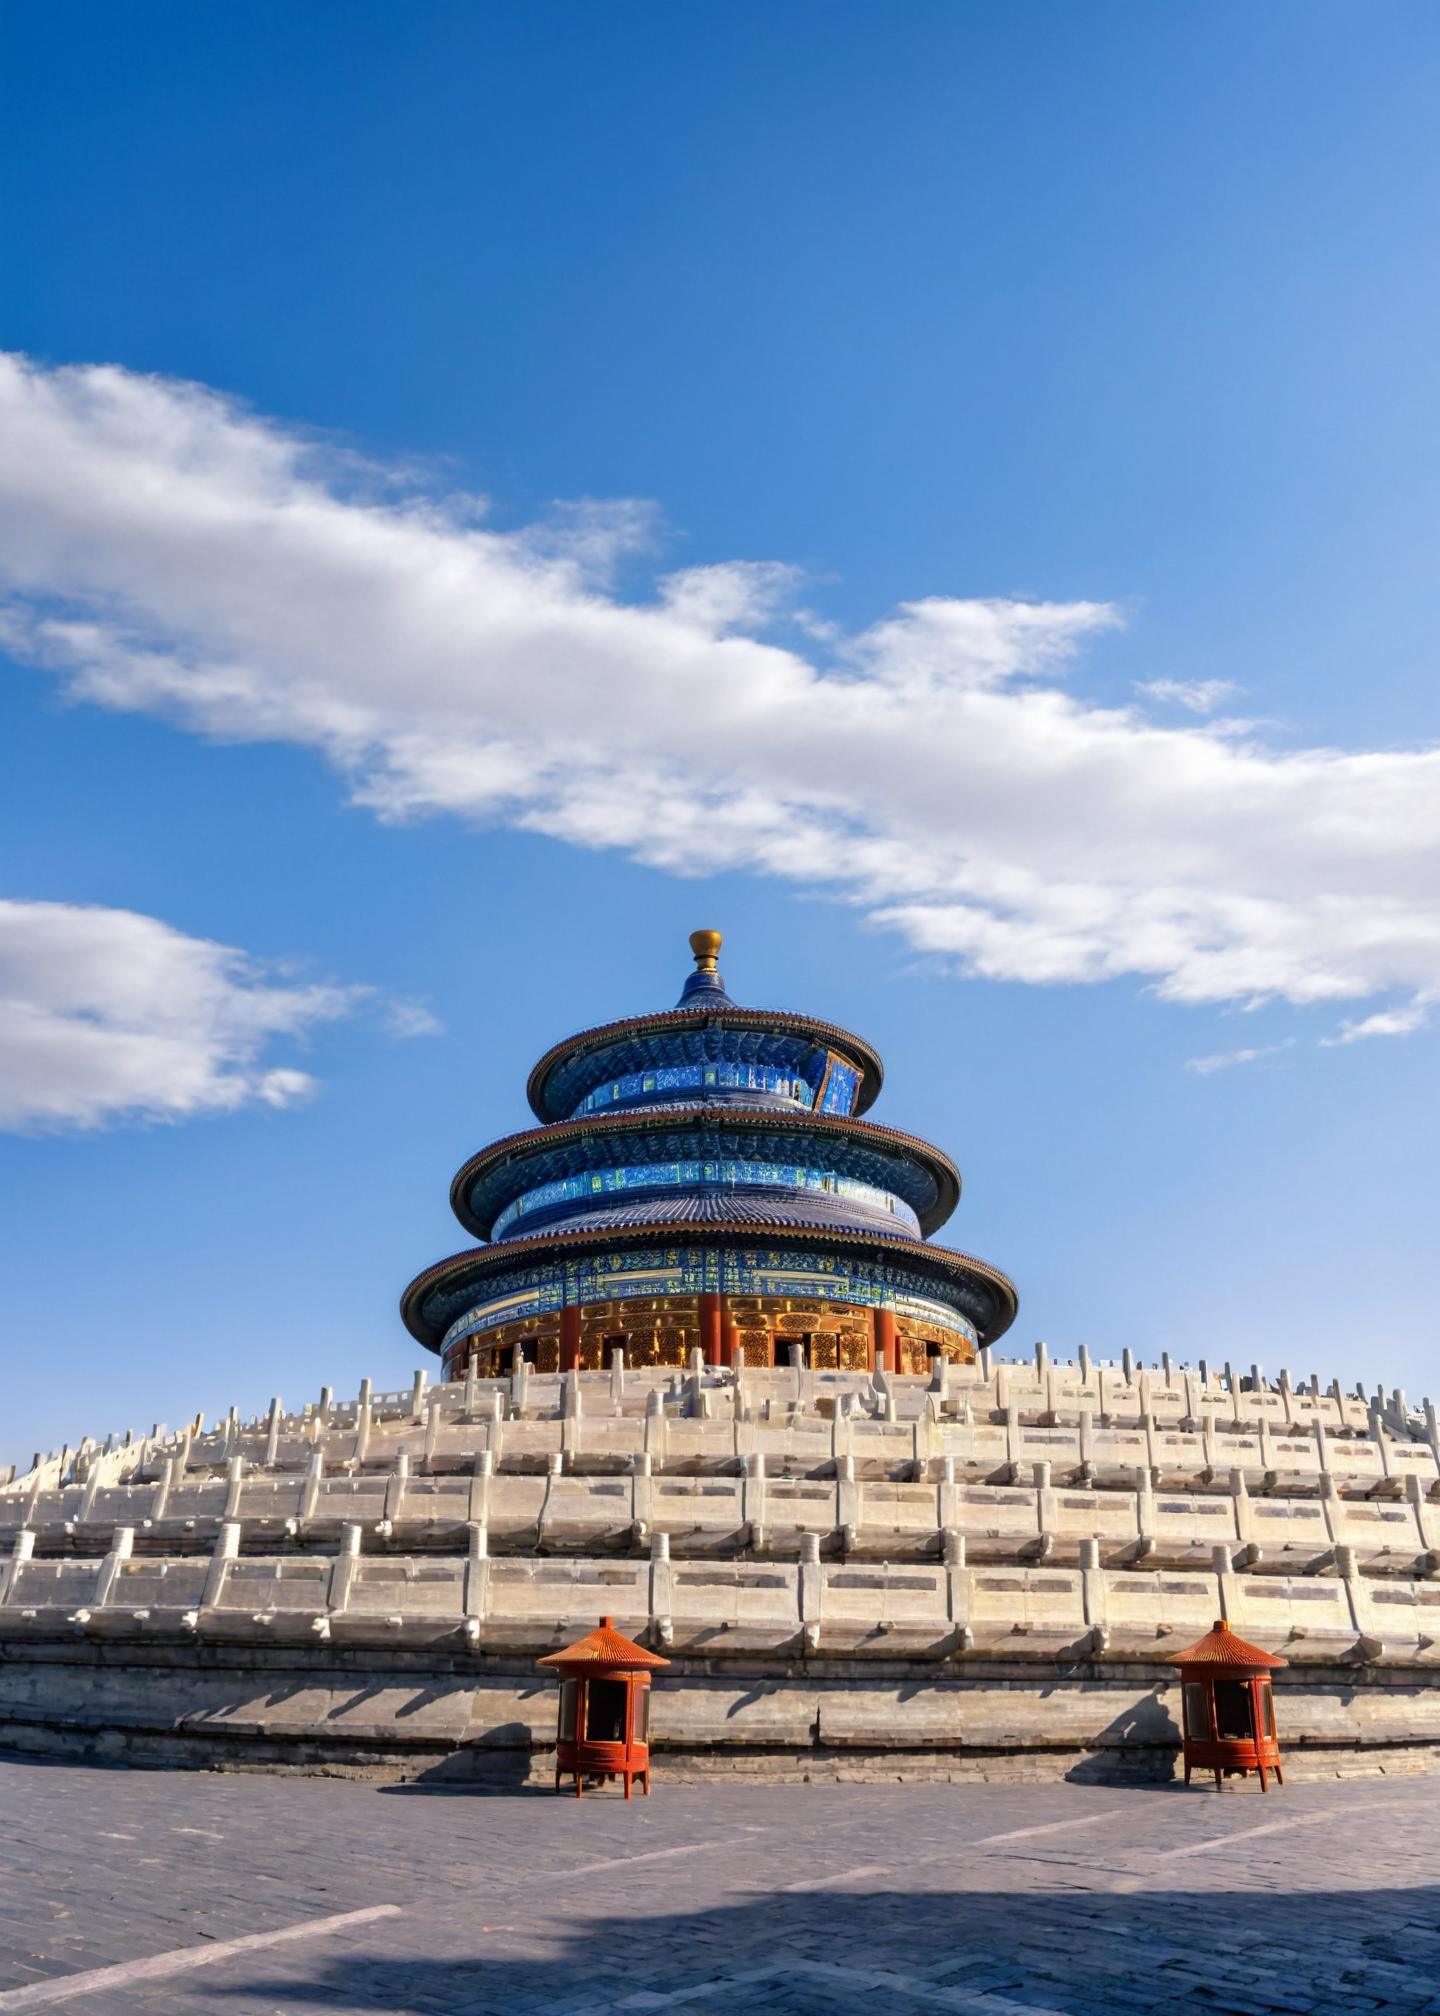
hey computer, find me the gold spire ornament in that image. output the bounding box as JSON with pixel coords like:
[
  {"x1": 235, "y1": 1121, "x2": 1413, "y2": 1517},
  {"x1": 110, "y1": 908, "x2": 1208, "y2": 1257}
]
[{"x1": 688, "y1": 929, "x2": 723, "y2": 974}]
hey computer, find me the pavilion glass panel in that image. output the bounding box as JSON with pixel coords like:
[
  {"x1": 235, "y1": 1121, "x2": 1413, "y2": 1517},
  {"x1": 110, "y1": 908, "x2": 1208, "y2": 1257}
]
[
  {"x1": 584, "y1": 1679, "x2": 628, "y2": 1743},
  {"x1": 1213, "y1": 1679, "x2": 1254, "y2": 1741}
]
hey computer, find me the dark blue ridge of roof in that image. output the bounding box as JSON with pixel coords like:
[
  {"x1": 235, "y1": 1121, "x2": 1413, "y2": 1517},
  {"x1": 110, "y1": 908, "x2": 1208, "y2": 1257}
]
[
  {"x1": 506, "y1": 1190, "x2": 918, "y2": 1239},
  {"x1": 674, "y1": 967, "x2": 738, "y2": 1010},
  {"x1": 584, "y1": 1091, "x2": 810, "y2": 1119}
]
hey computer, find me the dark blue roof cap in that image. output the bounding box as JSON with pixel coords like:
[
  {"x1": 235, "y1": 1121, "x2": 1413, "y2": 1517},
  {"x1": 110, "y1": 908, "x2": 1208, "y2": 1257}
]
[{"x1": 675, "y1": 929, "x2": 736, "y2": 1009}]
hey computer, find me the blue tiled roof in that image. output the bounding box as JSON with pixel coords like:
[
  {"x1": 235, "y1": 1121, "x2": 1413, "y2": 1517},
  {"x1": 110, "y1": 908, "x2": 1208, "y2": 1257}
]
[
  {"x1": 525, "y1": 1190, "x2": 917, "y2": 1239},
  {"x1": 674, "y1": 965, "x2": 738, "y2": 1010}
]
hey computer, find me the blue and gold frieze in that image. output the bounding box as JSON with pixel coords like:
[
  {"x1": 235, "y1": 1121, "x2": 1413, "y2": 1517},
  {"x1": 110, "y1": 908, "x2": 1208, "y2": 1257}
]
[
  {"x1": 544, "y1": 1026, "x2": 846, "y2": 1122},
  {"x1": 574, "y1": 1060, "x2": 819, "y2": 1116},
  {"x1": 817, "y1": 1056, "x2": 861, "y2": 1115}
]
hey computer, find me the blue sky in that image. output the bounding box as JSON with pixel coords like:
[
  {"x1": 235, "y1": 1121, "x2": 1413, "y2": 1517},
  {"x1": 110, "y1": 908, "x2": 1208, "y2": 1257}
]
[{"x1": 2, "y1": 1, "x2": 1437, "y2": 1466}]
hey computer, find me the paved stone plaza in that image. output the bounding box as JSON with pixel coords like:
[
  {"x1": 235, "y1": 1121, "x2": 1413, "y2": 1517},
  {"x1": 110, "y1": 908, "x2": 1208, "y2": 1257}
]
[{"x1": 1, "y1": 1757, "x2": 1439, "y2": 2014}]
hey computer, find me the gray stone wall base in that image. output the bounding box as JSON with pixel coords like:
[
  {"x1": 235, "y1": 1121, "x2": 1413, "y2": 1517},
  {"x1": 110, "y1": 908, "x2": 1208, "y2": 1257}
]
[{"x1": 3, "y1": 1640, "x2": 1439, "y2": 1787}]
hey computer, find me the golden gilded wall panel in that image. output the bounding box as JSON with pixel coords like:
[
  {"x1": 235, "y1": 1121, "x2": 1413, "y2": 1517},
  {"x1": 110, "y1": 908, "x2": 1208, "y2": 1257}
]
[{"x1": 446, "y1": 1291, "x2": 976, "y2": 1376}]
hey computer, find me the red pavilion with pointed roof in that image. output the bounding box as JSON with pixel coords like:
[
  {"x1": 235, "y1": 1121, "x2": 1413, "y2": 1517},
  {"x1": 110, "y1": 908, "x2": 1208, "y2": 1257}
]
[
  {"x1": 539, "y1": 1616, "x2": 669, "y2": 1798},
  {"x1": 1169, "y1": 1618, "x2": 1286, "y2": 1792}
]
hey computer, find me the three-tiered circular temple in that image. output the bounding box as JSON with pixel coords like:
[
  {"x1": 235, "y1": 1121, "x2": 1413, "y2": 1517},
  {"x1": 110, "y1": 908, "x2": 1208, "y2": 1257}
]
[{"x1": 401, "y1": 933, "x2": 1017, "y2": 1377}]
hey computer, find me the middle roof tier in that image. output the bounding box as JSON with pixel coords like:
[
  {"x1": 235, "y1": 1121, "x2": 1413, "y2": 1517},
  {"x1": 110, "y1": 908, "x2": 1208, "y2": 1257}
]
[{"x1": 450, "y1": 1106, "x2": 962, "y2": 1246}]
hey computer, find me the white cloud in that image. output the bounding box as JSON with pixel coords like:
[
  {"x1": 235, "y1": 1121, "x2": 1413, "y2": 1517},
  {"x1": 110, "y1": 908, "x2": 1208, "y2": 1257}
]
[
  {"x1": 1320, "y1": 996, "x2": 1434, "y2": 1046},
  {"x1": 657, "y1": 561, "x2": 804, "y2": 634},
  {"x1": 1, "y1": 352, "x2": 1438, "y2": 1027},
  {"x1": 0, "y1": 900, "x2": 358, "y2": 1131},
  {"x1": 1185, "y1": 1039, "x2": 1295, "y2": 1076},
  {"x1": 1138, "y1": 677, "x2": 1239, "y2": 714},
  {"x1": 383, "y1": 998, "x2": 445, "y2": 1040}
]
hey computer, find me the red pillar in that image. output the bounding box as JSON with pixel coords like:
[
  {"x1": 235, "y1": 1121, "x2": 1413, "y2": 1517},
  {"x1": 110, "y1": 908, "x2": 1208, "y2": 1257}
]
[
  {"x1": 560, "y1": 1305, "x2": 582, "y2": 1373},
  {"x1": 873, "y1": 1307, "x2": 898, "y2": 1376},
  {"x1": 700, "y1": 1291, "x2": 724, "y2": 1366},
  {"x1": 722, "y1": 1307, "x2": 741, "y2": 1366}
]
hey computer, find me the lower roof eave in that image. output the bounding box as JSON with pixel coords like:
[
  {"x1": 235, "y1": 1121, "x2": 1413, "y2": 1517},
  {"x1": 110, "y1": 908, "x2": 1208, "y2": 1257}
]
[{"x1": 399, "y1": 1219, "x2": 1018, "y2": 1352}]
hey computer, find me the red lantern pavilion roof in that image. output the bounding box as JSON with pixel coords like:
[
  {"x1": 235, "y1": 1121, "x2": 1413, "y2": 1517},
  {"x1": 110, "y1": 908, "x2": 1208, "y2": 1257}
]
[
  {"x1": 538, "y1": 1616, "x2": 670, "y2": 1673},
  {"x1": 1166, "y1": 1617, "x2": 1287, "y2": 1670}
]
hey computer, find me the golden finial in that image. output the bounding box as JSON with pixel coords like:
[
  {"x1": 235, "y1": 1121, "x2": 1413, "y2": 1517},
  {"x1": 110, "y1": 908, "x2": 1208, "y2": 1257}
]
[{"x1": 688, "y1": 929, "x2": 723, "y2": 974}]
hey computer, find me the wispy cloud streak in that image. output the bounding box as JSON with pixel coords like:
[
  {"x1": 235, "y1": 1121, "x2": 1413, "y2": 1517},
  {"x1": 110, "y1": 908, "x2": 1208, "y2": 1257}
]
[{"x1": 1184, "y1": 1039, "x2": 1295, "y2": 1076}]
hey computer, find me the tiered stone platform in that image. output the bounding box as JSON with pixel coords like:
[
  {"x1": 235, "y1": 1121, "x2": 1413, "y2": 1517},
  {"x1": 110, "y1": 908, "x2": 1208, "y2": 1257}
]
[{"x1": 3, "y1": 1345, "x2": 1439, "y2": 1781}]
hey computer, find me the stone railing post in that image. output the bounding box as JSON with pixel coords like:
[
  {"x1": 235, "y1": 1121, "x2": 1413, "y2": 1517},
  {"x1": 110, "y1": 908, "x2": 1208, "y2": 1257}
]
[
  {"x1": 937, "y1": 1453, "x2": 958, "y2": 1535},
  {"x1": 468, "y1": 1447, "x2": 493, "y2": 1526},
  {"x1": 423, "y1": 1393, "x2": 443, "y2": 1471},
  {"x1": 648, "y1": 1530, "x2": 672, "y2": 1645},
  {"x1": 643, "y1": 1386, "x2": 668, "y2": 1466},
  {"x1": 630, "y1": 1452, "x2": 653, "y2": 1538},
  {"x1": 1133, "y1": 1464, "x2": 1155, "y2": 1559},
  {"x1": 510, "y1": 1355, "x2": 530, "y2": 1417},
  {"x1": 202, "y1": 1522, "x2": 241, "y2": 1608},
  {"x1": 743, "y1": 1449, "x2": 766, "y2": 1550},
  {"x1": 1211, "y1": 1541, "x2": 1240, "y2": 1626},
  {"x1": 463, "y1": 1520, "x2": 490, "y2": 1626},
  {"x1": 1032, "y1": 1459, "x2": 1055, "y2": 1557},
  {"x1": 1406, "y1": 1472, "x2": 1440, "y2": 1555},
  {"x1": 94, "y1": 1526, "x2": 135, "y2": 1609},
  {"x1": 1003, "y1": 1404, "x2": 1022, "y2": 1482},
  {"x1": 798, "y1": 1532, "x2": 822, "y2": 1647},
  {"x1": 0, "y1": 1530, "x2": 36, "y2": 1604},
  {"x1": 1140, "y1": 1407, "x2": 1159, "y2": 1475},
  {"x1": 147, "y1": 1458, "x2": 172, "y2": 1526},
  {"x1": 836, "y1": 1454, "x2": 858, "y2": 1547},
  {"x1": 329, "y1": 1522, "x2": 364, "y2": 1614},
  {"x1": 1229, "y1": 1466, "x2": 1256, "y2": 1558},
  {"x1": 943, "y1": 1529, "x2": 971, "y2": 1648},
  {"x1": 300, "y1": 1450, "x2": 324, "y2": 1523},
  {"x1": 1079, "y1": 1537, "x2": 1107, "y2": 1652},
  {"x1": 78, "y1": 1464, "x2": 104, "y2": 1525}
]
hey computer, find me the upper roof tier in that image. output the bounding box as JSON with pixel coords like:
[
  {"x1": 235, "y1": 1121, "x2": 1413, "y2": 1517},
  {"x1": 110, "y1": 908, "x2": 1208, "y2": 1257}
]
[{"x1": 526, "y1": 931, "x2": 884, "y2": 1124}]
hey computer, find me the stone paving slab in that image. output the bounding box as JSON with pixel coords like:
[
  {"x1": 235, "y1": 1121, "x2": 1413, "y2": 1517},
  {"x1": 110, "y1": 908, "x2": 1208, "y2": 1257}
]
[{"x1": 2, "y1": 1755, "x2": 1439, "y2": 2013}]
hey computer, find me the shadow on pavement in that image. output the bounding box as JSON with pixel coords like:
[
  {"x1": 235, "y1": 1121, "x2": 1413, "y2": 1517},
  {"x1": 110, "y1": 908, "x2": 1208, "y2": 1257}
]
[{"x1": 202, "y1": 1877, "x2": 1440, "y2": 2014}]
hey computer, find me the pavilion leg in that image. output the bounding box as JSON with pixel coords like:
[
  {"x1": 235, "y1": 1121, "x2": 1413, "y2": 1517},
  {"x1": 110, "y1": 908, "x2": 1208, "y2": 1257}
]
[
  {"x1": 1183, "y1": 1760, "x2": 1192, "y2": 1786},
  {"x1": 1275, "y1": 1760, "x2": 1284, "y2": 1785},
  {"x1": 1257, "y1": 1759, "x2": 1268, "y2": 1792},
  {"x1": 1213, "y1": 1768, "x2": 1222, "y2": 1791},
  {"x1": 624, "y1": 1773, "x2": 632, "y2": 1801}
]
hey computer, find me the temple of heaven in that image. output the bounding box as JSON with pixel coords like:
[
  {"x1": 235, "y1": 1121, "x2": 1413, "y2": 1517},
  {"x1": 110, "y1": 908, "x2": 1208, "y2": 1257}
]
[{"x1": 401, "y1": 931, "x2": 1018, "y2": 1380}]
